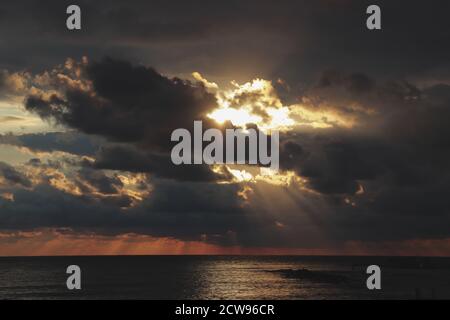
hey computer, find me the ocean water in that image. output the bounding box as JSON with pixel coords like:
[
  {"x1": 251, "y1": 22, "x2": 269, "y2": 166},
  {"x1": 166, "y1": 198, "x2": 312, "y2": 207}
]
[{"x1": 0, "y1": 256, "x2": 449, "y2": 300}]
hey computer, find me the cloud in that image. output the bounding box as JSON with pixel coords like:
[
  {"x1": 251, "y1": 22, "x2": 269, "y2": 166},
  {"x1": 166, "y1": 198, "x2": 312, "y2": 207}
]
[
  {"x1": 22, "y1": 57, "x2": 233, "y2": 182},
  {"x1": 0, "y1": 70, "x2": 29, "y2": 101},
  {"x1": 0, "y1": 116, "x2": 24, "y2": 123},
  {"x1": 77, "y1": 168, "x2": 123, "y2": 194},
  {"x1": 277, "y1": 73, "x2": 450, "y2": 194},
  {"x1": 0, "y1": 131, "x2": 101, "y2": 156},
  {"x1": 0, "y1": 162, "x2": 32, "y2": 188},
  {"x1": 279, "y1": 132, "x2": 388, "y2": 194},
  {"x1": 86, "y1": 144, "x2": 230, "y2": 182},
  {"x1": 0, "y1": 178, "x2": 248, "y2": 243},
  {"x1": 1, "y1": 0, "x2": 447, "y2": 85},
  {"x1": 25, "y1": 57, "x2": 216, "y2": 147}
]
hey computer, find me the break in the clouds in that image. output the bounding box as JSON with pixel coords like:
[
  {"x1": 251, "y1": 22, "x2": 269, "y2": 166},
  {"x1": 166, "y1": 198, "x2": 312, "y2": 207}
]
[{"x1": 0, "y1": 0, "x2": 449, "y2": 254}]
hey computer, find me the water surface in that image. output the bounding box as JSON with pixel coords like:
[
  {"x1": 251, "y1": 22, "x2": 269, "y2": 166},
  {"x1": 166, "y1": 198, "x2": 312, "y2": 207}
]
[{"x1": 0, "y1": 256, "x2": 449, "y2": 299}]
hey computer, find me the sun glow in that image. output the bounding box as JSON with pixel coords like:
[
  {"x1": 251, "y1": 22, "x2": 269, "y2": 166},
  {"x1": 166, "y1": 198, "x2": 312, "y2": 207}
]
[
  {"x1": 204, "y1": 77, "x2": 295, "y2": 132},
  {"x1": 208, "y1": 108, "x2": 262, "y2": 127},
  {"x1": 201, "y1": 74, "x2": 353, "y2": 132},
  {"x1": 223, "y1": 164, "x2": 307, "y2": 188},
  {"x1": 194, "y1": 73, "x2": 365, "y2": 186}
]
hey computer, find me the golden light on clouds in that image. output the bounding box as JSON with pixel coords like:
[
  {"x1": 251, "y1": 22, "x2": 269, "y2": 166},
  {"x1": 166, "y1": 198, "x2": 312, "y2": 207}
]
[
  {"x1": 5, "y1": 160, "x2": 153, "y2": 208},
  {"x1": 116, "y1": 173, "x2": 152, "y2": 207},
  {"x1": 208, "y1": 108, "x2": 262, "y2": 127},
  {"x1": 200, "y1": 74, "x2": 358, "y2": 132},
  {"x1": 290, "y1": 104, "x2": 349, "y2": 128},
  {"x1": 222, "y1": 164, "x2": 310, "y2": 189},
  {"x1": 0, "y1": 192, "x2": 14, "y2": 202},
  {"x1": 205, "y1": 77, "x2": 295, "y2": 132},
  {"x1": 227, "y1": 167, "x2": 253, "y2": 182}
]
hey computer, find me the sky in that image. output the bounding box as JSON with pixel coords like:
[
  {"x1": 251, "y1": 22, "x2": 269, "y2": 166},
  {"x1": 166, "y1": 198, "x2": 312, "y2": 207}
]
[{"x1": 0, "y1": 0, "x2": 449, "y2": 256}]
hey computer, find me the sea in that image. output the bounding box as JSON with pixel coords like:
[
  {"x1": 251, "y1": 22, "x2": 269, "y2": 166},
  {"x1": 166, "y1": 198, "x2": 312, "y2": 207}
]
[{"x1": 0, "y1": 256, "x2": 449, "y2": 300}]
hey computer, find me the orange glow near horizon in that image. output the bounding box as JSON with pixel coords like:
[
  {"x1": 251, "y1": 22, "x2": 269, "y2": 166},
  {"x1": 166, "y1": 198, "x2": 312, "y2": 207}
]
[{"x1": 0, "y1": 229, "x2": 450, "y2": 257}]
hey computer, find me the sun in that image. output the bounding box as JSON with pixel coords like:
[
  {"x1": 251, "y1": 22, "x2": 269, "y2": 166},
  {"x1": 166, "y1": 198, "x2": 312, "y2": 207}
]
[
  {"x1": 201, "y1": 76, "x2": 295, "y2": 132},
  {"x1": 208, "y1": 108, "x2": 262, "y2": 127}
]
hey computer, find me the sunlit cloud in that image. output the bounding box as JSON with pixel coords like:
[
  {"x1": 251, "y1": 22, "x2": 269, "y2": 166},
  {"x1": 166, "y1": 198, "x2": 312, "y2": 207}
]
[
  {"x1": 207, "y1": 78, "x2": 295, "y2": 132},
  {"x1": 205, "y1": 76, "x2": 363, "y2": 132},
  {"x1": 0, "y1": 157, "x2": 153, "y2": 208}
]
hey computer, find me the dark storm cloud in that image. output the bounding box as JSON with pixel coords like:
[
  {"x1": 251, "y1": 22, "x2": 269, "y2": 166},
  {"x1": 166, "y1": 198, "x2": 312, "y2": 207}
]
[
  {"x1": 0, "y1": 184, "x2": 124, "y2": 230},
  {"x1": 271, "y1": 1, "x2": 450, "y2": 86},
  {"x1": 280, "y1": 73, "x2": 450, "y2": 196},
  {"x1": 1, "y1": 0, "x2": 448, "y2": 83},
  {"x1": 0, "y1": 162, "x2": 31, "y2": 188},
  {"x1": 280, "y1": 132, "x2": 388, "y2": 194},
  {"x1": 0, "y1": 180, "x2": 248, "y2": 243},
  {"x1": 271, "y1": 77, "x2": 450, "y2": 245},
  {"x1": 86, "y1": 145, "x2": 230, "y2": 182},
  {"x1": 0, "y1": 132, "x2": 100, "y2": 156},
  {"x1": 77, "y1": 168, "x2": 123, "y2": 194},
  {"x1": 0, "y1": 71, "x2": 6, "y2": 91},
  {"x1": 25, "y1": 57, "x2": 216, "y2": 148},
  {"x1": 317, "y1": 71, "x2": 376, "y2": 95},
  {"x1": 24, "y1": 57, "x2": 225, "y2": 182}
]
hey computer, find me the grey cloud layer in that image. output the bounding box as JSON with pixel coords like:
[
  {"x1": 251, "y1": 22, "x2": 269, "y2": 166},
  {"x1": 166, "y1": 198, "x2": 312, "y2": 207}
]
[{"x1": 0, "y1": 0, "x2": 448, "y2": 83}]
